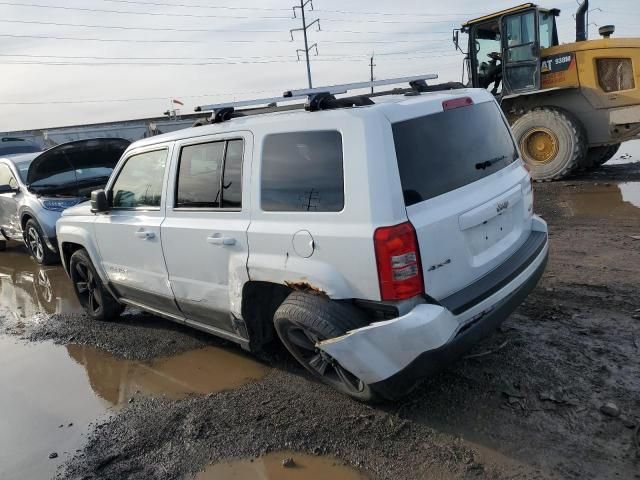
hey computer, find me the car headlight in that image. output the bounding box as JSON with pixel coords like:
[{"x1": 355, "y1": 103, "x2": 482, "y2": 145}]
[
  {"x1": 41, "y1": 199, "x2": 80, "y2": 212},
  {"x1": 597, "y1": 58, "x2": 635, "y2": 93}
]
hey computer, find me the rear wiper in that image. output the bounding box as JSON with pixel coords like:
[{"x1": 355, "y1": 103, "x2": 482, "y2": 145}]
[{"x1": 476, "y1": 155, "x2": 507, "y2": 170}]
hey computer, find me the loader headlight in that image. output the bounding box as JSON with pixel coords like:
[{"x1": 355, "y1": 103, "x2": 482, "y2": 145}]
[
  {"x1": 41, "y1": 199, "x2": 80, "y2": 211},
  {"x1": 597, "y1": 58, "x2": 635, "y2": 93}
]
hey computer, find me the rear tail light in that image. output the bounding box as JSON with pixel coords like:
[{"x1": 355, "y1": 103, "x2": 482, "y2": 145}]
[{"x1": 374, "y1": 222, "x2": 424, "y2": 301}]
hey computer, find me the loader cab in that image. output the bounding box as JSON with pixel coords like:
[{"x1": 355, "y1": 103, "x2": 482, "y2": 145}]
[{"x1": 461, "y1": 4, "x2": 559, "y2": 96}]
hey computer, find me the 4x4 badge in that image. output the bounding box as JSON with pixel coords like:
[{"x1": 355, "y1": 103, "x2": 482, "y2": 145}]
[{"x1": 497, "y1": 201, "x2": 509, "y2": 213}]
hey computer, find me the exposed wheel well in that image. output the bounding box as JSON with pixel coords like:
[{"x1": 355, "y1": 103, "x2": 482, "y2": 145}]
[
  {"x1": 60, "y1": 242, "x2": 85, "y2": 273},
  {"x1": 20, "y1": 213, "x2": 33, "y2": 231},
  {"x1": 241, "y1": 281, "x2": 292, "y2": 351}
]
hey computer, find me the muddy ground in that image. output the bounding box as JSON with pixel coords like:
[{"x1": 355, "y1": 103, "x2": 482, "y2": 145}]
[{"x1": 1, "y1": 157, "x2": 639, "y2": 480}]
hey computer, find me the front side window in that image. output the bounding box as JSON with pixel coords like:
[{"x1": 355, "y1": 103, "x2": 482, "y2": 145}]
[
  {"x1": 111, "y1": 149, "x2": 167, "y2": 209},
  {"x1": 175, "y1": 139, "x2": 244, "y2": 209},
  {"x1": 261, "y1": 131, "x2": 344, "y2": 212}
]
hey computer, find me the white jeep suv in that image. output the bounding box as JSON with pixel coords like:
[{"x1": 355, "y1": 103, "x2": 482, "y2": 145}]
[{"x1": 57, "y1": 79, "x2": 548, "y2": 401}]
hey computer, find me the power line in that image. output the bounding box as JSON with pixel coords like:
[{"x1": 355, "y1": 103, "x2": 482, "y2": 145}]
[
  {"x1": 0, "y1": 32, "x2": 450, "y2": 45},
  {"x1": 0, "y1": 1, "x2": 291, "y2": 19},
  {"x1": 0, "y1": 48, "x2": 454, "y2": 62},
  {"x1": 102, "y1": 0, "x2": 483, "y2": 18},
  {"x1": 0, "y1": 19, "x2": 454, "y2": 36},
  {"x1": 0, "y1": 52, "x2": 459, "y2": 67},
  {"x1": 0, "y1": 33, "x2": 199, "y2": 43},
  {"x1": 0, "y1": 1, "x2": 464, "y2": 23}
]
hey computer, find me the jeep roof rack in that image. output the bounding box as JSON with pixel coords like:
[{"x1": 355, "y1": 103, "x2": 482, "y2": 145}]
[{"x1": 194, "y1": 74, "x2": 441, "y2": 123}]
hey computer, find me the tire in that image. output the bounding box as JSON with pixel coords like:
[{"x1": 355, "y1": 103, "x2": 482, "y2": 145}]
[
  {"x1": 511, "y1": 108, "x2": 587, "y2": 181},
  {"x1": 274, "y1": 292, "x2": 379, "y2": 402},
  {"x1": 581, "y1": 143, "x2": 621, "y2": 169},
  {"x1": 69, "y1": 249, "x2": 124, "y2": 321},
  {"x1": 24, "y1": 219, "x2": 59, "y2": 265}
]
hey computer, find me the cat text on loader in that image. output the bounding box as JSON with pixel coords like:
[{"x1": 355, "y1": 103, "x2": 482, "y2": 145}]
[{"x1": 454, "y1": 1, "x2": 640, "y2": 180}]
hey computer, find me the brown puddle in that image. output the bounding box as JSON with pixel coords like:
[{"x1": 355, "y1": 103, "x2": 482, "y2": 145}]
[
  {"x1": 0, "y1": 336, "x2": 269, "y2": 479},
  {"x1": 557, "y1": 182, "x2": 640, "y2": 218},
  {"x1": 196, "y1": 451, "x2": 368, "y2": 480},
  {"x1": 0, "y1": 245, "x2": 82, "y2": 317},
  {"x1": 67, "y1": 344, "x2": 270, "y2": 407}
]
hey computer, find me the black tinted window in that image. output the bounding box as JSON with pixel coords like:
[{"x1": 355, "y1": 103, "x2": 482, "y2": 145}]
[
  {"x1": 393, "y1": 102, "x2": 517, "y2": 206},
  {"x1": 112, "y1": 149, "x2": 167, "y2": 208},
  {"x1": 176, "y1": 139, "x2": 244, "y2": 209},
  {"x1": 176, "y1": 142, "x2": 224, "y2": 208},
  {"x1": 222, "y1": 140, "x2": 243, "y2": 208},
  {"x1": 261, "y1": 131, "x2": 344, "y2": 212}
]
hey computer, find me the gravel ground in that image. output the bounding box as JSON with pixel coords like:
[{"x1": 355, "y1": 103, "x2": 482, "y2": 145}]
[{"x1": 1, "y1": 161, "x2": 639, "y2": 480}]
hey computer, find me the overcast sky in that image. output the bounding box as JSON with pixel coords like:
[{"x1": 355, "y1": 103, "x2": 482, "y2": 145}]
[{"x1": 0, "y1": 0, "x2": 637, "y2": 132}]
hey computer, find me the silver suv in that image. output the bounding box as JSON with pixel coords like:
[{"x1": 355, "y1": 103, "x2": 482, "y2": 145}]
[
  {"x1": 0, "y1": 138, "x2": 129, "y2": 264},
  {"x1": 57, "y1": 77, "x2": 548, "y2": 400}
]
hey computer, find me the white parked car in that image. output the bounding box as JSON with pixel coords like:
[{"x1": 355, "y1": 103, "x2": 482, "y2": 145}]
[{"x1": 57, "y1": 77, "x2": 548, "y2": 401}]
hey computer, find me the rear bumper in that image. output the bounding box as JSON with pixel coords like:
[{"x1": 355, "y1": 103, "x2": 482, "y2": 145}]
[{"x1": 319, "y1": 217, "x2": 548, "y2": 398}]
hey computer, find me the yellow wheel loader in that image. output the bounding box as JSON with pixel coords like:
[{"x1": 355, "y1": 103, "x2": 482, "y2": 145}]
[{"x1": 454, "y1": 1, "x2": 640, "y2": 180}]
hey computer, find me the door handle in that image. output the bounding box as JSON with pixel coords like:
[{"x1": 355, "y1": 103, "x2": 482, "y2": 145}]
[
  {"x1": 207, "y1": 235, "x2": 236, "y2": 246},
  {"x1": 135, "y1": 230, "x2": 155, "y2": 240}
]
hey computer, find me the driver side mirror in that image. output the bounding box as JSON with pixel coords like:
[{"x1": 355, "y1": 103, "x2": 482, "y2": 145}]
[
  {"x1": 0, "y1": 183, "x2": 18, "y2": 194},
  {"x1": 91, "y1": 189, "x2": 110, "y2": 213}
]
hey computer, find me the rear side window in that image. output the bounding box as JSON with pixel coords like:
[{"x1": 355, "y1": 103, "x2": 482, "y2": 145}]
[
  {"x1": 261, "y1": 131, "x2": 344, "y2": 212},
  {"x1": 175, "y1": 139, "x2": 244, "y2": 209},
  {"x1": 392, "y1": 102, "x2": 517, "y2": 206},
  {"x1": 112, "y1": 149, "x2": 167, "y2": 209}
]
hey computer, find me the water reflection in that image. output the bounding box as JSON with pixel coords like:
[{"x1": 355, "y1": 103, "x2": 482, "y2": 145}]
[
  {"x1": 196, "y1": 451, "x2": 368, "y2": 480},
  {"x1": 0, "y1": 245, "x2": 82, "y2": 317},
  {"x1": 0, "y1": 337, "x2": 270, "y2": 479},
  {"x1": 67, "y1": 344, "x2": 271, "y2": 408},
  {"x1": 558, "y1": 182, "x2": 640, "y2": 218}
]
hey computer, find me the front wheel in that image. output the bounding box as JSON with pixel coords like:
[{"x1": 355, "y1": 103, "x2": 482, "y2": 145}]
[
  {"x1": 24, "y1": 219, "x2": 59, "y2": 265},
  {"x1": 69, "y1": 249, "x2": 124, "y2": 321},
  {"x1": 274, "y1": 292, "x2": 379, "y2": 402}
]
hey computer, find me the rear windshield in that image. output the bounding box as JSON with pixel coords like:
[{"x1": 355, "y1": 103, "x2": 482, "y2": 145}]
[{"x1": 392, "y1": 101, "x2": 517, "y2": 206}]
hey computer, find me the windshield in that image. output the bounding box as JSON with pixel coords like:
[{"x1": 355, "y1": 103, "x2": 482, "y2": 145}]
[
  {"x1": 392, "y1": 101, "x2": 517, "y2": 206},
  {"x1": 0, "y1": 144, "x2": 41, "y2": 156},
  {"x1": 14, "y1": 159, "x2": 35, "y2": 182}
]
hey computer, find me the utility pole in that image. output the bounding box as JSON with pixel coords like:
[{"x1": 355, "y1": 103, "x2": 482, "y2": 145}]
[
  {"x1": 291, "y1": 0, "x2": 320, "y2": 89},
  {"x1": 369, "y1": 54, "x2": 376, "y2": 94}
]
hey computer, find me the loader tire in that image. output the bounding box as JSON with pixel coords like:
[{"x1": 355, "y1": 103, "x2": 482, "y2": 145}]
[
  {"x1": 512, "y1": 108, "x2": 587, "y2": 182},
  {"x1": 581, "y1": 143, "x2": 621, "y2": 169}
]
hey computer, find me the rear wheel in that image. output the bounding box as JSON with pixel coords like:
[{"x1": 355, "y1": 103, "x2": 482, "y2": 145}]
[
  {"x1": 511, "y1": 108, "x2": 587, "y2": 181},
  {"x1": 581, "y1": 143, "x2": 621, "y2": 169},
  {"x1": 24, "y1": 219, "x2": 59, "y2": 265},
  {"x1": 274, "y1": 292, "x2": 378, "y2": 402},
  {"x1": 69, "y1": 249, "x2": 123, "y2": 321}
]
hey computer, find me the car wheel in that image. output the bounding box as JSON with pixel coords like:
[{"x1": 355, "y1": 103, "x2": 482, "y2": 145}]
[
  {"x1": 69, "y1": 249, "x2": 124, "y2": 321},
  {"x1": 274, "y1": 292, "x2": 379, "y2": 402},
  {"x1": 24, "y1": 219, "x2": 59, "y2": 265}
]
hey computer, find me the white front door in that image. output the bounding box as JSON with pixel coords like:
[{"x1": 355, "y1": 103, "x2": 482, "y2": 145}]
[
  {"x1": 94, "y1": 146, "x2": 180, "y2": 316},
  {"x1": 161, "y1": 135, "x2": 251, "y2": 336}
]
